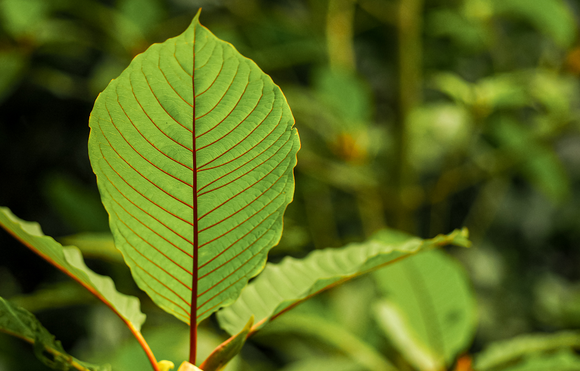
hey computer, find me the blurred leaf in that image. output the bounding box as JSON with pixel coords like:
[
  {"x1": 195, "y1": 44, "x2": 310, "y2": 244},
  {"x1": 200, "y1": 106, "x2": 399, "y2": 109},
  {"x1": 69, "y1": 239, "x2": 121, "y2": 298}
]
[
  {"x1": 432, "y1": 73, "x2": 474, "y2": 105},
  {"x1": 278, "y1": 356, "x2": 361, "y2": 371},
  {"x1": 492, "y1": 0, "x2": 576, "y2": 48},
  {"x1": 59, "y1": 233, "x2": 123, "y2": 263},
  {"x1": 0, "y1": 207, "x2": 146, "y2": 332},
  {"x1": 313, "y1": 67, "x2": 373, "y2": 131},
  {"x1": 408, "y1": 103, "x2": 472, "y2": 172},
  {"x1": 0, "y1": 296, "x2": 110, "y2": 371},
  {"x1": 9, "y1": 281, "x2": 94, "y2": 312},
  {"x1": 491, "y1": 349, "x2": 580, "y2": 371},
  {"x1": 373, "y1": 250, "x2": 477, "y2": 371},
  {"x1": 534, "y1": 274, "x2": 580, "y2": 328},
  {"x1": 118, "y1": 0, "x2": 165, "y2": 37},
  {"x1": 0, "y1": 50, "x2": 27, "y2": 103},
  {"x1": 474, "y1": 332, "x2": 580, "y2": 370},
  {"x1": 257, "y1": 312, "x2": 397, "y2": 371},
  {"x1": 473, "y1": 74, "x2": 528, "y2": 110},
  {"x1": 42, "y1": 173, "x2": 110, "y2": 233},
  {"x1": 490, "y1": 116, "x2": 570, "y2": 202},
  {"x1": 328, "y1": 275, "x2": 377, "y2": 340},
  {"x1": 0, "y1": 0, "x2": 49, "y2": 39},
  {"x1": 530, "y1": 70, "x2": 578, "y2": 118},
  {"x1": 428, "y1": 9, "x2": 488, "y2": 51},
  {"x1": 217, "y1": 228, "x2": 470, "y2": 335}
]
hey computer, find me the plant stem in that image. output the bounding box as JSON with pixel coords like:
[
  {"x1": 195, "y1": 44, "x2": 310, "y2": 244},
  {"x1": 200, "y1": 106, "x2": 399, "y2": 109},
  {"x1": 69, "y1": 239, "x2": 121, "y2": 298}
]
[
  {"x1": 127, "y1": 322, "x2": 160, "y2": 371},
  {"x1": 326, "y1": 0, "x2": 356, "y2": 71},
  {"x1": 394, "y1": 0, "x2": 423, "y2": 232}
]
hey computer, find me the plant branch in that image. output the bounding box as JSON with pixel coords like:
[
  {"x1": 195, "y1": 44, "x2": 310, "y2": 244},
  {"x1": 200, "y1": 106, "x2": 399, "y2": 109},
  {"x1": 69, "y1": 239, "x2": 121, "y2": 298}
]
[{"x1": 394, "y1": 0, "x2": 423, "y2": 232}]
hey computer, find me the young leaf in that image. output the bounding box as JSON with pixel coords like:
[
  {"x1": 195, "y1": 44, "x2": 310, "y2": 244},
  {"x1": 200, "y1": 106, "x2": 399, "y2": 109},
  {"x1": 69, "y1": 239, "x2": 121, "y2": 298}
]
[
  {"x1": 0, "y1": 207, "x2": 153, "y2": 364},
  {"x1": 372, "y1": 250, "x2": 477, "y2": 371},
  {"x1": 216, "y1": 228, "x2": 470, "y2": 335},
  {"x1": 199, "y1": 316, "x2": 253, "y2": 371},
  {"x1": 0, "y1": 296, "x2": 110, "y2": 371},
  {"x1": 87, "y1": 9, "x2": 299, "y2": 362}
]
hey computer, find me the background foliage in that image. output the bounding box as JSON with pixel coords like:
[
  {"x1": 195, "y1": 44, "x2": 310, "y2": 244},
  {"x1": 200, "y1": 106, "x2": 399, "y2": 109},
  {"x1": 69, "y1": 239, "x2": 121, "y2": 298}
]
[{"x1": 1, "y1": 0, "x2": 580, "y2": 370}]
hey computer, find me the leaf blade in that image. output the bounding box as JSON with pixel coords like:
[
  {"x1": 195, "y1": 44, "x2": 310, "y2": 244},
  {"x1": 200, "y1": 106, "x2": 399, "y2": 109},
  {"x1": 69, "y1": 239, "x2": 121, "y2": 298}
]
[
  {"x1": 372, "y1": 250, "x2": 478, "y2": 370},
  {"x1": 0, "y1": 207, "x2": 145, "y2": 331},
  {"x1": 216, "y1": 228, "x2": 470, "y2": 335},
  {"x1": 88, "y1": 12, "x2": 299, "y2": 328}
]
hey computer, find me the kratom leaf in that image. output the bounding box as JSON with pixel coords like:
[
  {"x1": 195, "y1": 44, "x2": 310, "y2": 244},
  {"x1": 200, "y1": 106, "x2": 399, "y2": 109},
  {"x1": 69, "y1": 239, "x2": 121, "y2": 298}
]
[
  {"x1": 372, "y1": 250, "x2": 477, "y2": 371},
  {"x1": 87, "y1": 10, "x2": 299, "y2": 330},
  {"x1": 473, "y1": 331, "x2": 580, "y2": 370},
  {"x1": 0, "y1": 207, "x2": 145, "y2": 333},
  {"x1": 0, "y1": 296, "x2": 110, "y2": 371},
  {"x1": 216, "y1": 228, "x2": 470, "y2": 335}
]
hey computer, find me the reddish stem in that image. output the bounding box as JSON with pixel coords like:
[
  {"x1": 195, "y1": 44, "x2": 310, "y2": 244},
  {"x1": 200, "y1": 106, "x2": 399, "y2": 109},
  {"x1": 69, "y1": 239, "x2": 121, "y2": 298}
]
[{"x1": 190, "y1": 17, "x2": 199, "y2": 365}]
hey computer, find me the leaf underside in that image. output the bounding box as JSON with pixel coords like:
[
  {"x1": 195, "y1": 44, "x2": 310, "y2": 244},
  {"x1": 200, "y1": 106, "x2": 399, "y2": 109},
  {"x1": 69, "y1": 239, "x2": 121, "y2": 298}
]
[
  {"x1": 88, "y1": 11, "x2": 299, "y2": 325},
  {"x1": 0, "y1": 207, "x2": 145, "y2": 332},
  {"x1": 216, "y1": 228, "x2": 470, "y2": 335}
]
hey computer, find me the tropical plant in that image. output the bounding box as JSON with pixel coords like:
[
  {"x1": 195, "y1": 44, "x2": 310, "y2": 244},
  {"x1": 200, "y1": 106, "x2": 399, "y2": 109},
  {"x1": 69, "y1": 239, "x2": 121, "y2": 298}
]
[{"x1": 0, "y1": 10, "x2": 470, "y2": 371}]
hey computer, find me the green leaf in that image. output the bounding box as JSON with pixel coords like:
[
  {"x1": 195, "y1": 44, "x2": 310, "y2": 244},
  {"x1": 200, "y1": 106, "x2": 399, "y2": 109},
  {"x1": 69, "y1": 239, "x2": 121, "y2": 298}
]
[
  {"x1": 0, "y1": 207, "x2": 146, "y2": 333},
  {"x1": 199, "y1": 316, "x2": 253, "y2": 371},
  {"x1": 256, "y1": 312, "x2": 397, "y2": 371},
  {"x1": 0, "y1": 296, "x2": 110, "y2": 371},
  {"x1": 0, "y1": 49, "x2": 27, "y2": 104},
  {"x1": 490, "y1": 115, "x2": 570, "y2": 202},
  {"x1": 473, "y1": 331, "x2": 580, "y2": 370},
  {"x1": 87, "y1": 11, "x2": 299, "y2": 327},
  {"x1": 9, "y1": 281, "x2": 94, "y2": 313},
  {"x1": 216, "y1": 228, "x2": 470, "y2": 335},
  {"x1": 59, "y1": 232, "x2": 123, "y2": 263},
  {"x1": 492, "y1": 0, "x2": 576, "y2": 48},
  {"x1": 493, "y1": 349, "x2": 580, "y2": 371},
  {"x1": 42, "y1": 172, "x2": 109, "y2": 233},
  {"x1": 372, "y1": 250, "x2": 477, "y2": 371}
]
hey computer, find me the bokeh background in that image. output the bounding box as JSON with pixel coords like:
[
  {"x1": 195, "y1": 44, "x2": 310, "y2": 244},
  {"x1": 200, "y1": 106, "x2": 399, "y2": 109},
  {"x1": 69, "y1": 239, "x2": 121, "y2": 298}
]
[{"x1": 1, "y1": 0, "x2": 580, "y2": 370}]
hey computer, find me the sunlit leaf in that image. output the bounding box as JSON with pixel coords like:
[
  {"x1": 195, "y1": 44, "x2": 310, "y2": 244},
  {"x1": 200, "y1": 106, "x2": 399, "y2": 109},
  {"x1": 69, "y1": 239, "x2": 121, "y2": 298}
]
[
  {"x1": 0, "y1": 296, "x2": 110, "y2": 371},
  {"x1": 88, "y1": 11, "x2": 299, "y2": 327},
  {"x1": 216, "y1": 228, "x2": 470, "y2": 335}
]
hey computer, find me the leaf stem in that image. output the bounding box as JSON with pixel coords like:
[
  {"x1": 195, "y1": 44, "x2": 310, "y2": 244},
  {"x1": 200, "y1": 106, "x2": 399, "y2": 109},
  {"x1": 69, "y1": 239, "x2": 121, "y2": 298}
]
[
  {"x1": 127, "y1": 322, "x2": 160, "y2": 371},
  {"x1": 2, "y1": 230, "x2": 160, "y2": 371}
]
